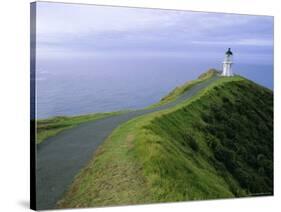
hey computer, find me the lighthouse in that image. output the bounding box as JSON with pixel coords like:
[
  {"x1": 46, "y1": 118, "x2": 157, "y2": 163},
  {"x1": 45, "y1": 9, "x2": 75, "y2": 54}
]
[{"x1": 222, "y1": 48, "x2": 233, "y2": 76}]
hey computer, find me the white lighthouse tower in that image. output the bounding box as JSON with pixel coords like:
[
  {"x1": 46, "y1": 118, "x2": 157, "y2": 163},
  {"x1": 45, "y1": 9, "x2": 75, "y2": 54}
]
[{"x1": 222, "y1": 48, "x2": 233, "y2": 76}]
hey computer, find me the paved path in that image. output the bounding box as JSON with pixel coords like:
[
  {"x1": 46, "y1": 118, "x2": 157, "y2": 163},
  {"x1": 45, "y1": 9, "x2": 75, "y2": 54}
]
[{"x1": 36, "y1": 75, "x2": 219, "y2": 210}]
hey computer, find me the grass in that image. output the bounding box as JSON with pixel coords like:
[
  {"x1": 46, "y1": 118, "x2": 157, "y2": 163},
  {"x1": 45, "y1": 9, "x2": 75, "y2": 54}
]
[
  {"x1": 57, "y1": 73, "x2": 273, "y2": 208},
  {"x1": 57, "y1": 118, "x2": 152, "y2": 208},
  {"x1": 36, "y1": 111, "x2": 125, "y2": 144},
  {"x1": 148, "y1": 68, "x2": 219, "y2": 108}
]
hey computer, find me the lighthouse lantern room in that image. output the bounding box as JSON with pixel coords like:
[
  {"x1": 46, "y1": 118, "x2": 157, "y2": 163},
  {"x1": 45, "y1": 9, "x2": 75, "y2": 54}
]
[{"x1": 222, "y1": 48, "x2": 233, "y2": 76}]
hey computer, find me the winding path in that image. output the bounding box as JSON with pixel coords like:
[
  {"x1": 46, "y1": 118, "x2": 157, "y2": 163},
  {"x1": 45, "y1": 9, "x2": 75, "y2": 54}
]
[{"x1": 36, "y1": 75, "x2": 219, "y2": 209}]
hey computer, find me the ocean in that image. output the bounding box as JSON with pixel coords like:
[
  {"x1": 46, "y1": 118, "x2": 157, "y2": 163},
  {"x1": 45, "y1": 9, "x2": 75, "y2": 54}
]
[{"x1": 36, "y1": 57, "x2": 273, "y2": 119}]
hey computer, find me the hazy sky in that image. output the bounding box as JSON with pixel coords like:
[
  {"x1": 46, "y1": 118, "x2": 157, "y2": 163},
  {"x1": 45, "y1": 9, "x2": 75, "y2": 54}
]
[{"x1": 36, "y1": 2, "x2": 273, "y2": 65}]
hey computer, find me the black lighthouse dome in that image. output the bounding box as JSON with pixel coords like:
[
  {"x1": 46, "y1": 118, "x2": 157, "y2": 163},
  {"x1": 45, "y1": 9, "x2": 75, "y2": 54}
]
[{"x1": 226, "y1": 48, "x2": 233, "y2": 55}]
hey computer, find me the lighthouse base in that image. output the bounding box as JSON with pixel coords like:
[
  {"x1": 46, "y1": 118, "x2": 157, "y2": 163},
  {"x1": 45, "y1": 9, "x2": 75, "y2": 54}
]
[{"x1": 222, "y1": 62, "x2": 233, "y2": 77}]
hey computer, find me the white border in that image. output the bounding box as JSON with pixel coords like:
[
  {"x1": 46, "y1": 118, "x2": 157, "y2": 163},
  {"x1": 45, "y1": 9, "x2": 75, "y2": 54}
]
[{"x1": 0, "y1": 0, "x2": 280, "y2": 212}]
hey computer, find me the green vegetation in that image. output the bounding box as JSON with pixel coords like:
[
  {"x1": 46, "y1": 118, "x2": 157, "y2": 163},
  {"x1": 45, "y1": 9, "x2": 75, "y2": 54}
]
[
  {"x1": 150, "y1": 68, "x2": 219, "y2": 108},
  {"x1": 57, "y1": 73, "x2": 273, "y2": 208},
  {"x1": 36, "y1": 111, "x2": 124, "y2": 144}
]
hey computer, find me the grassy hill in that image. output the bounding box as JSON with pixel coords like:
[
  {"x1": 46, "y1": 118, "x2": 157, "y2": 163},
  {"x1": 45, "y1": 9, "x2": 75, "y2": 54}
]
[
  {"x1": 149, "y1": 68, "x2": 219, "y2": 108},
  {"x1": 57, "y1": 71, "x2": 273, "y2": 208}
]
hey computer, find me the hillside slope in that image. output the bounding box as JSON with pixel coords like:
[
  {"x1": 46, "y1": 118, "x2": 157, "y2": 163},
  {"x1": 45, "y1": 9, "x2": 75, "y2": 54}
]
[{"x1": 58, "y1": 73, "x2": 273, "y2": 208}]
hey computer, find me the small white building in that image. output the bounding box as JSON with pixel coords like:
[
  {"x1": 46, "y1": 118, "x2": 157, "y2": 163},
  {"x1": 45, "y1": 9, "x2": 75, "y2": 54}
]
[{"x1": 222, "y1": 48, "x2": 233, "y2": 76}]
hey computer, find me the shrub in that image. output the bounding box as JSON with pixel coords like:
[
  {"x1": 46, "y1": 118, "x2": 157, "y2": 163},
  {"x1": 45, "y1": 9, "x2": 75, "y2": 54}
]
[
  {"x1": 214, "y1": 146, "x2": 237, "y2": 171},
  {"x1": 182, "y1": 131, "x2": 199, "y2": 152}
]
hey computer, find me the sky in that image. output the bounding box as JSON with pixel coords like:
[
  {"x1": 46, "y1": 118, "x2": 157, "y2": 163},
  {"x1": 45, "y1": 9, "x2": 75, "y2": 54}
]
[{"x1": 36, "y1": 2, "x2": 273, "y2": 65}]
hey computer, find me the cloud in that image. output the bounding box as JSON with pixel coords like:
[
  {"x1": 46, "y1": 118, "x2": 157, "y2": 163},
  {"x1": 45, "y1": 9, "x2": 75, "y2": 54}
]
[
  {"x1": 35, "y1": 1, "x2": 273, "y2": 64},
  {"x1": 190, "y1": 38, "x2": 273, "y2": 46}
]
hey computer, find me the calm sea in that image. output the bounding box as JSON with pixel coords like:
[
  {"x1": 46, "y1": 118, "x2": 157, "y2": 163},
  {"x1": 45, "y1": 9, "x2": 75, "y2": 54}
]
[{"x1": 36, "y1": 57, "x2": 273, "y2": 119}]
